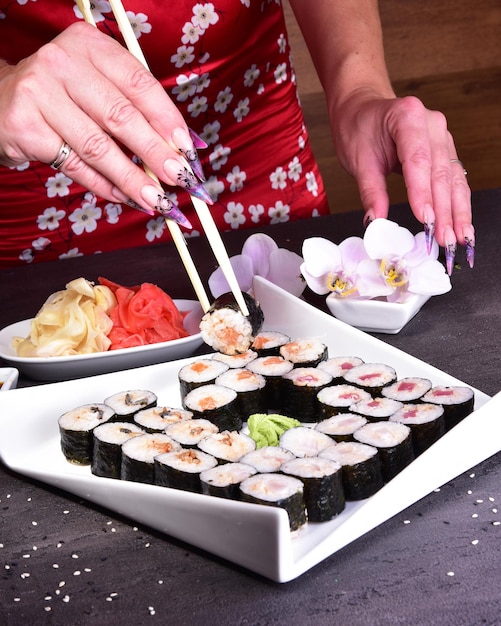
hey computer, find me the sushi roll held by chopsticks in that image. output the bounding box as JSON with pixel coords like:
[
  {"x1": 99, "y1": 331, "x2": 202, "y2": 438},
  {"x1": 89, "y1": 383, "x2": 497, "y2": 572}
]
[{"x1": 200, "y1": 292, "x2": 264, "y2": 355}]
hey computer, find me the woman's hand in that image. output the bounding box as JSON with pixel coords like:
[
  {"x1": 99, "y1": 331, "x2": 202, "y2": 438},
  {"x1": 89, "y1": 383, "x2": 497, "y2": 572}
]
[
  {"x1": 331, "y1": 89, "x2": 474, "y2": 270},
  {"x1": 0, "y1": 22, "x2": 209, "y2": 221}
]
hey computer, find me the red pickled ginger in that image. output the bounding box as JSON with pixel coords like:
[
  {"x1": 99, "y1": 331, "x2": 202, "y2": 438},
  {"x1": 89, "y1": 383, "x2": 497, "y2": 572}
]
[{"x1": 99, "y1": 277, "x2": 189, "y2": 350}]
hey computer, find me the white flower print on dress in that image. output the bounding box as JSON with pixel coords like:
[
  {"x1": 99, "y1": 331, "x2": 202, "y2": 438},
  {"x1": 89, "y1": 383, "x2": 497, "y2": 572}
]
[
  {"x1": 278, "y1": 33, "x2": 287, "y2": 54},
  {"x1": 126, "y1": 12, "x2": 152, "y2": 39},
  {"x1": 173, "y1": 74, "x2": 199, "y2": 102},
  {"x1": 205, "y1": 176, "x2": 225, "y2": 201},
  {"x1": 59, "y1": 248, "x2": 84, "y2": 261},
  {"x1": 249, "y1": 204, "x2": 265, "y2": 223},
  {"x1": 171, "y1": 45, "x2": 195, "y2": 68},
  {"x1": 192, "y1": 3, "x2": 219, "y2": 30},
  {"x1": 274, "y1": 63, "x2": 287, "y2": 84},
  {"x1": 196, "y1": 73, "x2": 211, "y2": 92},
  {"x1": 32, "y1": 237, "x2": 51, "y2": 251},
  {"x1": 37, "y1": 207, "x2": 66, "y2": 231},
  {"x1": 146, "y1": 217, "x2": 166, "y2": 242},
  {"x1": 270, "y1": 167, "x2": 287, "y2": 190},
  {"x1": 288, "y1": 157, "x2": 302, "y2": 182},
  {"x1": 233, "y1": 98, "x2": 250, "y2": 123},
  {"x1": 209, "y1": 144, "x2": 231, "y2": 171},
  {"x1": 69, "y1": 202, "x2": 102, "y2": 236},
  {"x1": 244, "y1": 65, "x2": 260, "y2": 88},
  {"x1": 45, "y1": 172, "x2": 72, "y2": 198},
  {"x1": 19, "y1": 249, "x2": 34, "y2": 264},
  {"x1": 104, "y1": 202, "x2": 122, "y2": 224},
  {"x1": 306, "y1": 171, "x2": 319, "y2": 197},
  {"x1": 10, "y1": 161, "x2": 30, "y2": 171},
  {"x1": 227, "y1": 166, "x2": 247, "y2": 192},
  {"x1": 187, "y1": 96, "x2": 208, "y2": 117},
  {"x1": 182, "y1": 20, "x2": 203, "y2": 44},
  {"x1": 201, "y1": 120, "x2": 221, "y2": 145},
  {"x1": 268, "y1": 200, "x2": 290, "y2": 224},
  {"x1": 224, "y1": 202, "x2": 246, "y2": 229},
  {"x1": 73, "y1": 0, "x2": 110, "y2": 23},
  {"x1": 240, "y1": 0, "x2": 250, "y2": 8},
  {"x1": 214, "y1": 87, "x2": 233, "y2": 114}
]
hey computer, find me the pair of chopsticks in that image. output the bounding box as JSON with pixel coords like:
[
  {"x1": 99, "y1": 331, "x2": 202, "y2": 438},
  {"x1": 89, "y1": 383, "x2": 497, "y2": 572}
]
[{"x1": 75, "y1": 0, "x2": 249, "y2": 316}]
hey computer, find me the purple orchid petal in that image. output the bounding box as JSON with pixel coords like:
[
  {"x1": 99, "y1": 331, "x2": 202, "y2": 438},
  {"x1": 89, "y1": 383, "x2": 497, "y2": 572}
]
[
  {"x1": 208, "y1": 254, "x2": 254, "y2": 298},
  {"x1": 302, "y1": 237, "x2": 342, "y2": 278},
  {"x1": 267, "y1": 248, "x2": 305, "y2": 297},
  {"x1": 407, "y1": 259, "x2": 452, "y2": 295},
  {"x1": 364, "y1": 219, "x2": 415, "y2": 259},
  {"x1": 241, "y1": 233, "x2": 278, "y2": 278}
]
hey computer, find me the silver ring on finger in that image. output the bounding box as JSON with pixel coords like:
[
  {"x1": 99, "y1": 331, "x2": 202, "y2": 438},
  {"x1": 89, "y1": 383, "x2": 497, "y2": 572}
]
[
  {"x1": 450, "y1": 158, "x2": 467, "y2": 176},
  {"x1": 50, "y1": 141, "x2": 72, "y2": 170}
]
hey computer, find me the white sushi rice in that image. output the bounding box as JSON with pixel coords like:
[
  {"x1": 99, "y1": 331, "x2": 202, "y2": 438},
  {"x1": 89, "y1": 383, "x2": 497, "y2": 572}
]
[
  {"x1": 240, "y1": 446, "x2": 295, "y2": 473},
  {"x1": 354, "y1": 421, "x2": 410, "y2": 448},
  {"x1": 317, "y1": 384, "x2": 372, "y2": 409},
  {"x1": 251, "y1": 331, "x2": 290, "y2": 352},
  {"x1": 317, "y1": 356, "x2": 364, "y2": 378},
  {"x1": 240, "y1": 473, "x2": 304, "y2": 503},
  {"x1": 215, "y1": 368, "x2": 266, "y2": 392},
  {"x1": 320, "y1": 441, "x2": 378, "y2": 466},
  {"x1": 315, "y1": 413, "x2": 368, "y2": 436},
  {"x1": 279, "y1": 338, "x2": 327, "y2": 365},
  {"x1": 93, "y1": 422, "x2": 145, "y2": 445},
  {"x1": 164, "y1": 418, "x2": 218, "y2": 446},
  {"x1": 282, "y1": 367, "x2": 332, "y2": 388},
  {"x1": 58, "y1": 404, "x2": 115, "y2": 432},
  {"x1": 200, "y1": 308, "x2": 254, "y2": 355},
  {"x1": 104, "y1": 390, "x2": 157, "y2": 417},
  {"x1": 155, "y1": 448, "x2": 218, "y2": 474},
  {"x1": 198, "y1": 430, "x2": 256, "y2": 463},
  {"x1": 342, "y1": 363, "x2": 397, "y2": 390},
  {"x1": 279, "y1": 426, "x2": 333, "y2": 458},
  {"x1": 350, "y1": 396, "x2": 404, "y2": 419},
  {"x1": 178, "y1": 359, "x2": 229, "y2": 384},
  {"x1": 183, "y1": 384, "x2": 237, "y2": 413},
  {"x1": 247, "y1": 355, "x2": 294, "y2": 377},
  {"x1": 389, "y1": 403, "x2": 445, "y2": 425},
  {"x1": 121, "y1": 433, "x2": 181, "y2": 463},
  {"x1": 134, "y1": 406, "x2": 193, "y2": 431},
  {"x1": 281, "y1": 456, "x2": 342, "y2": 479},
  {"x1": 200, "y1": 462, "x2": 257, "y2": 488},
  {"x1": 381, "y1": 377, "x2": 433, "y2": 402},
  {"x1": 422, "y1": 385, "x2": 474, "y2": 406},
  {"x1": 212, "y1": 349, "x2": 258, "y2": 368}
]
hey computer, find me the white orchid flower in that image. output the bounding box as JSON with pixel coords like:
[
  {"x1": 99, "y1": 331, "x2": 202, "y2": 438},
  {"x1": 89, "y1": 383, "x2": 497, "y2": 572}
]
[
  {"x1": 208, "y1": 233, "x2": 305, "y2": 298},
  {"x1": 363, "y1": 219, "x2": 452, "y2": 303},
  {"x1": 300, "y1": 236, "x2": 387, "y2": 299}
]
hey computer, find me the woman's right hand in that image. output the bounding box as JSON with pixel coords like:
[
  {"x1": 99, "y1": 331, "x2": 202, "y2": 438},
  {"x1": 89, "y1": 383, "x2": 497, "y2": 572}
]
[{"x1": 0, "y1": 22, "x2": 209, "y2": 219}]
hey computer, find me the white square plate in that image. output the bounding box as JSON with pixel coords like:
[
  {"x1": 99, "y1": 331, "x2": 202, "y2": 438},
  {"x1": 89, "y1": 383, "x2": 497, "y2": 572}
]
[
  {"x1": 0, "y1": 367, "x2": 19, "y2": 391},
  {"x1": 0, "y1": 277, "x2": 497, "y2": 582}
]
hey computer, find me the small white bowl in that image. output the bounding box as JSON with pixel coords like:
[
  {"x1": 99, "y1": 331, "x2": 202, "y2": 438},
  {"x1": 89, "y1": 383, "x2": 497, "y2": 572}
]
[
  {"x1": 0, "y1": 367, "x2": 19, "y2": 391},
  {"x1": 326, "y1": 293, "x2": 430, "y2": 334}
]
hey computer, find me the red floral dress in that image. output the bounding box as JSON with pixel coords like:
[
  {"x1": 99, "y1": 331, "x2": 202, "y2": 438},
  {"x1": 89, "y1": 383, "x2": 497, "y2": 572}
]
[{"x1": 0, "y1": 1, "x2": 328, "y2": 268}]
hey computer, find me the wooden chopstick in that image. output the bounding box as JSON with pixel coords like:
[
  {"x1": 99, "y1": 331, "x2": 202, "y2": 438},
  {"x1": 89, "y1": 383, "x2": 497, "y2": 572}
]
[
  {"x1": 75, "y1": 0, "x2": 211, "y2": 313},
  {"x1": 106, "y1": 0, "x2": 249, "y2": 317}
]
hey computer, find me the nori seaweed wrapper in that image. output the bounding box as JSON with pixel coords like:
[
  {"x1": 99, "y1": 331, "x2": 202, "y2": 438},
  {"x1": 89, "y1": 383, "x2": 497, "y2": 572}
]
[
  {"x1": 92, "y1": 422, "x2": 144, "y2": 479},
  {"x1": 281, "y1": 368, "x2": 332, "y2": 421},
  {"x1": 376, "y1": 436, "x2": 414, "y2": 482},
  {"x1": 59, "y1": 403, "x2": 115, "y2": 465},
  {"x1": 154, "y1": 449, "x2": 217, "y2": 493}
]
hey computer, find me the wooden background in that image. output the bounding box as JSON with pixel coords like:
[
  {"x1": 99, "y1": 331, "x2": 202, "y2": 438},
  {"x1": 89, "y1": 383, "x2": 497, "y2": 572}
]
[{"x1": 284, "y1": 0, "x2": 501, "y2": 213}]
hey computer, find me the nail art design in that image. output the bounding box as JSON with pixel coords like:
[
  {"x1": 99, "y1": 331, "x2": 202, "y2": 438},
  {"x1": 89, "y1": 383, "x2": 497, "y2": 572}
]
[
  {"x1": 126, "y1": 199, "x2": 156, "y2": 217},
  {"x1": 189, "y1": 127, "x2": 208, "y2": 149},
  {"x1": 363, "y1": 210, "x2": 375, "y2": 229},
  {"x1": 176, "y1": 164, "x2": 214, "y2": 205},
  {"x1": 424, "y1": 219, "x2": 435, "y2": 254},
  {"x1": 179, "y1": 146, "x2": 206, "y2": 183},
  {"x1": 445, "y1": 242, "x2": 457, "y2": 276},
  {"x1": 155, "y1": 193, "x2": 193, "y2": 229},
  {"x1": 464, "y1": 237, "x2": 475, "y2": 268}
]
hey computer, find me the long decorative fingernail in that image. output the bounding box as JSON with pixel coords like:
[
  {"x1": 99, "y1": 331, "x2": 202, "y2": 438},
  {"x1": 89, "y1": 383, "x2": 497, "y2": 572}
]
[
  {"x1": 423, "y1": 204, "x2": 435, "y2": 254},
  {"x1": 125, "y1": 198, "x2": 156, "y2": 217},
  {"x1": 172, "y1": 127, "x2": 207, "y2": 182},
  {"x1": 163, "y1": 158, "x2": 214, "y2": 205},
  {"x1": 363, "y1": 209, "x2": 375, "y2": 229},
  {"x1": 465, "y1": 237, "x2": 475, "y2": 268},
  {"x1": 189, "y1": 127, "x2": 208, "y2": 149},
  {"x1": 444, "y1": 226, "x2": 457, "y2": 276},
  {"x1": 140, "y1": 184, "x2": 192, "y2": 228}
]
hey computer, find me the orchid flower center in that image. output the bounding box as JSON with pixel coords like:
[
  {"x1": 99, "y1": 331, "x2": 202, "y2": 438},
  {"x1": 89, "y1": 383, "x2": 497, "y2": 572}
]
[
  {"x1": 380, "y1": 258, "x2": 408, "y2": 288},
  {"x1": 326, "y1": 273, "x2": 358, "y2": 297}
]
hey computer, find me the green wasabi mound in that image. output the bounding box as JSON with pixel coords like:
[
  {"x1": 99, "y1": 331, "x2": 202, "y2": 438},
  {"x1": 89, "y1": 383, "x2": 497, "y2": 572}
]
[{"x1": 247, "y1": 413, "x2": 301, "y2": 448}]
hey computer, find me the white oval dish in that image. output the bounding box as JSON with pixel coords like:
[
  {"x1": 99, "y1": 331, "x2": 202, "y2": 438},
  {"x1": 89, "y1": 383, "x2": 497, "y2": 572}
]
[
  {"x1": 326, "y1": 293, "x2": 430, "y2": 334},
  {"x1": 0, "y1": 299, "x2": 204, "y2": 381},
  {"x1": 0, "y1": 367, "x2": 19, "y2": 391}
]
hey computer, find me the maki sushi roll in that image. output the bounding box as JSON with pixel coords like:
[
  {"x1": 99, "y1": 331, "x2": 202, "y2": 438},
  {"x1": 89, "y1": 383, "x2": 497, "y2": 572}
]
[
  {"x1": 279, "y1": 338, "x2": 328, "y2": 368},
  {"x1": 246, "y1": 356, "x2": 294, "y2": 409},
  {"x1": 390, "y1": 403, "x2": 445, "y2": 456},
  {"x1": 317, "y1": 356, "x2": 365, "y2": 383},
  {"x1": 349, "y1": 396, "x2": 404, "y2": 422},
  {"x1": 279, "y1": 426, "x2": 333, "y2": 458},
  {"x1": 92, "y1": 422, "x2": 145, "y2": 479},
  {"x1": 281, "y1": 367, "x2": 333, "y2": 421},
  {"x1": 182, "y1": 384, "x2": 242, "y2": 431},
  {"x1": 199, "y1": 292, "x2": 264, "y2": 355},
  {"x1": 198, "y1": 430, "x2": 256, "y2": 464},
  {"x1": 240, "y1": 445, "x2": 296, "y2": 473},
  {"x1": 421, "y1": 385, "x2": 475, "y2": 431},
  {"x1": 281, "y1": 456, "x2": 345, "y2": 522},
  {"x1": 382, "y1": 377, "x2": 433, "y2": 403},
  {"x1": 320, "y1": 441, "x2": 383, "y2": 500},
  {"x1": 164, "y1": 418, "x2": 219, "y2": 448},
  {"x1": 212, "y1": 349, "x2": 258, "y2": 369},
  {"x1": 104, "y1": 389, "x2": 157, "y2": 422},
  {"x1": 215, "y1": 367, "x2": 267, "y2": 420},
  {"x1": 317, "y1": 384, "x2": 372, "y2": 418},
  {"x1": 134, "y1": 406, "x2": 193, "y2": 433},
  {"x1": 200, "y1": 462, "x2": 257, "y2": 499},
  {"x1": 154, "y1": 448, "x2": 218, "y2": 493},
  {"x1": 178, "y1": 359, "x2": 229, "y2": 399},
  {"x1": 342, "y1": 363, "x2": 397, "y2": 395},
  {"x1": 239, "y1": 473, "x2": 306, "y2": 531},
  {"x1": 314, "y1": 412, "x2": 368, "y2": 443},
  {"x1": 121, "y1": 433, "x2": 181, "y2": 484},
  {"x1": 59, "y1": 403, "x2": 115, "y2": 465},
  {"x1": 251, "y1": 331, "x2": 290, "y2": 357},
  {"x1": 354, "y1": 421, "x2": 414, "y2": 482}
]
